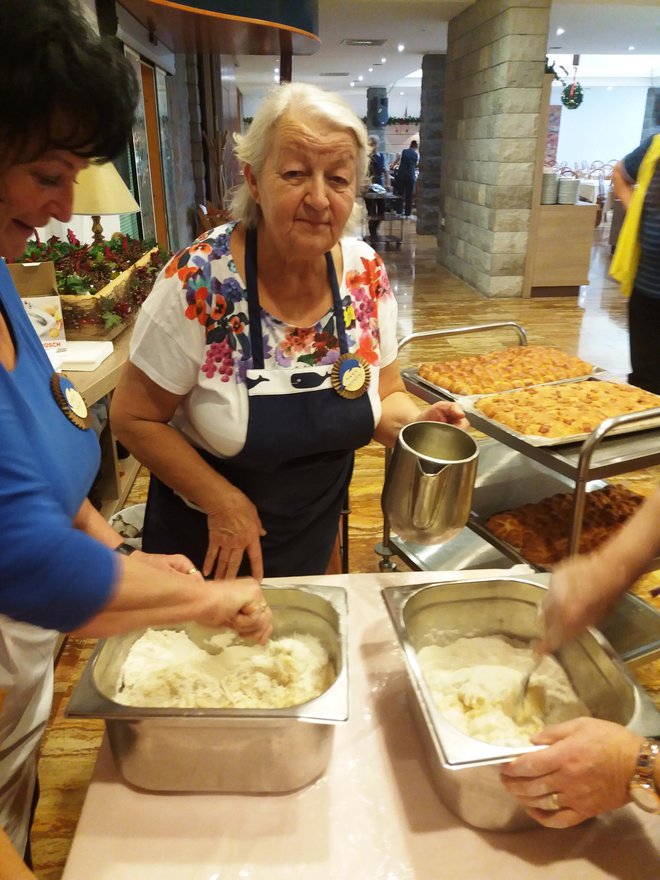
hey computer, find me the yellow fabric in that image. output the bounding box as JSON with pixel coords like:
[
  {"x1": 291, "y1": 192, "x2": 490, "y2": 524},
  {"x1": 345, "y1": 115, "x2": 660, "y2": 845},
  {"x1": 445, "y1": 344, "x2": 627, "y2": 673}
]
[{"x1": 610, "y1": 134, "x2": 660, "y2": 297}]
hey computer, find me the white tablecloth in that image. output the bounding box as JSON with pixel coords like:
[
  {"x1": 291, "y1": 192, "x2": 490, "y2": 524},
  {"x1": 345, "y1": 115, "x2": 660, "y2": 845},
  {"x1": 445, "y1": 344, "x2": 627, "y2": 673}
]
[{"x1": 62, "y1": 571, "x2": 660, "y2": 880}]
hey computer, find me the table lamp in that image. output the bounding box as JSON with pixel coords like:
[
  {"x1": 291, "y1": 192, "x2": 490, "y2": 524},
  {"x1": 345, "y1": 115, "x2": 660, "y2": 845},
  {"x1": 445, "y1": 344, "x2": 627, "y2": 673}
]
[{"x1": 72, "y1": 161, "x2": 141, "y2": 245}]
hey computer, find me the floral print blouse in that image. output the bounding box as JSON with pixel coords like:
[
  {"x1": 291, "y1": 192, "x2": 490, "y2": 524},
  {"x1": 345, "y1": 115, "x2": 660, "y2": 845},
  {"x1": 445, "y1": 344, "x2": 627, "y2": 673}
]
[{"x1": 129, "y1": 222, "x2": 398, "y2": 459}]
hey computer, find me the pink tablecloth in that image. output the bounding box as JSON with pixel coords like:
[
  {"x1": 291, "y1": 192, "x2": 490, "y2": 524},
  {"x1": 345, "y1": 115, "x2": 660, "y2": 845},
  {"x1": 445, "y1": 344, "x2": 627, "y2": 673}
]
[{"x1": 62, "y1": 570, "x2": 660, "y2": 880}]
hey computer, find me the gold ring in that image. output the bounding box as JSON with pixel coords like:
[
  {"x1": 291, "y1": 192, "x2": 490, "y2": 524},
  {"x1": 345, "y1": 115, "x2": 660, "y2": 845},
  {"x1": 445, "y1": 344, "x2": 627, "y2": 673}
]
[
  {"x1": 546, "y1": 792, "x2": 561, "y2": 811},
  {"x1": 187, "y1": 567, "x2": 199, "y2": 575}
]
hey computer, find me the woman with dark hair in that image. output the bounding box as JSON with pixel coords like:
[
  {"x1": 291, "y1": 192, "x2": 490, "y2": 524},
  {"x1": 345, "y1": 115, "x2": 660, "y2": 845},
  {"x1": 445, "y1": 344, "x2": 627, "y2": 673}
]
[{"x1": 0, "y1": 3, "x2": 271, "y2": 875}]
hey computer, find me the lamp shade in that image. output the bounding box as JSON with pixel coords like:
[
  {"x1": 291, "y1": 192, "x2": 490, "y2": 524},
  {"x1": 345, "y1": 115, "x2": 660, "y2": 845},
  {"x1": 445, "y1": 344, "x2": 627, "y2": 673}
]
[{"x1": 73, "y1": 162, "x2": 141, "y2": 216}]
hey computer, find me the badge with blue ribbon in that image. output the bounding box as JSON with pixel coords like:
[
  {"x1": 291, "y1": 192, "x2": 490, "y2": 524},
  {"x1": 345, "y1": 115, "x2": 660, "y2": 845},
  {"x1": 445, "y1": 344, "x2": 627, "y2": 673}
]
[
  {"x1": 50, "y1": 373, "x2": 91, "y2": 430},
  {"x1": 331, "y1": 353, "x2": 371, "y2": 399}
]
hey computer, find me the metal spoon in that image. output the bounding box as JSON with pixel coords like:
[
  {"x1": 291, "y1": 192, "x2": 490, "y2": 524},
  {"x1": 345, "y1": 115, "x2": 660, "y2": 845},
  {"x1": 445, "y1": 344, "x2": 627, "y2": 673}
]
[{"x1": 514, "y1": 654, "x2": 542, "y2": 718}]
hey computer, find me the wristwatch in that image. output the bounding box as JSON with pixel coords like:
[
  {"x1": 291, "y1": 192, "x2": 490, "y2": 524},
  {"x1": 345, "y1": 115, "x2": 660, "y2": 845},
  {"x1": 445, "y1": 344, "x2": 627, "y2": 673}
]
[
  {"x1": 629, "y1": 737, "x2": 660, "y2": 813},
  {"x1": 114, "y1": 542, "x2": 137, "y2": 556}
]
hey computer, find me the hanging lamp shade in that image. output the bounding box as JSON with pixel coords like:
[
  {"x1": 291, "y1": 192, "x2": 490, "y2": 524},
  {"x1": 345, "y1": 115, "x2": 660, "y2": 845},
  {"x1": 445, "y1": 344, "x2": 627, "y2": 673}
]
[{"x1": 117, "y1": 0, "x2": 319, "y2": 55}]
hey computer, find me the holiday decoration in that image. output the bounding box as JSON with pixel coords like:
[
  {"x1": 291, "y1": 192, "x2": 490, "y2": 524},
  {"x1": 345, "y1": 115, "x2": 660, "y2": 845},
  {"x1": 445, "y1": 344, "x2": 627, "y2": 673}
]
[{"x1": 561, "y1": 81, "x2": 583, "y2": 109}]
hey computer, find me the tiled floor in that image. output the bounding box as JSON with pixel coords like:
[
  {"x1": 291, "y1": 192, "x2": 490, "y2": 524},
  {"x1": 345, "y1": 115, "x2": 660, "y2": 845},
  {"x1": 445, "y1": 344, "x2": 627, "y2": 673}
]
[{"x1": 31, "y1": 219, "x2": 660, "y2": 878}]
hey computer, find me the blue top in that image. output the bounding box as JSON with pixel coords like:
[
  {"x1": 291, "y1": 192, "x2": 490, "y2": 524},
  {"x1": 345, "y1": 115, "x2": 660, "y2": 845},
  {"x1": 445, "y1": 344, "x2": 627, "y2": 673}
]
[
  {"x1": 0, "y1": 260, "x2": 117, "y2": 630},
  {"x1": 397, "y1": 147, "x2": 419, "y2": 181},
  {"x1": 369, "y1": 151, "x2": 387, "y2": 187},
  {"x1": 623, "y1": 136, "x2": 660, "y2": 298}
]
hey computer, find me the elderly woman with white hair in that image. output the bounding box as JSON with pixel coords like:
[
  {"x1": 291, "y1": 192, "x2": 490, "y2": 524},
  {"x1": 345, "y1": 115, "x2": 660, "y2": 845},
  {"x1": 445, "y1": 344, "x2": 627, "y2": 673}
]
[{"x1": 111, "y1": 83, "x2": 466, "y2": 581}]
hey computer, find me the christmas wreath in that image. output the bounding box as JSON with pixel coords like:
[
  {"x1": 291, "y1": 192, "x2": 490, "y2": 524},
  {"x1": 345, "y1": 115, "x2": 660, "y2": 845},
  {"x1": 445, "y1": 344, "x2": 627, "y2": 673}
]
[{"x1": 561, "y1": 82, "x2": 583, "y2": 110}]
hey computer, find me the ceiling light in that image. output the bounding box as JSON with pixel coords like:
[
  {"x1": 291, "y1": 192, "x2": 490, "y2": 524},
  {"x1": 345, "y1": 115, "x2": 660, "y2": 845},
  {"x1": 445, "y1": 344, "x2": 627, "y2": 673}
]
[
  {"x1": 400, "y1": 91, "x2": 404, "y2": 95},
  {"x1": 274, "y1": 67, "x2": 279, "y2": 73},
  {"x1": 607, "y1": 86, "x2": 614, "y2": 91},
  {"x1": 397, "y1": 44, "x2": 405, "y2": 52},
  {"x1": 556, "y1": 28, "x2": 564, "y2": 36},
  {"x1": 350, "y1": 81, "x2": 355, "y2": 87},
  {"x1": 381, "y1": 57, "x2": 387, "y2": 63},
  {"x1": 368, "y1": 67, "x2": 373, "y2": 72},
  {"x1": 342, "y1": 38, "x2": 386, "y2": 47},
  {"x1": 628, "y1": 45, "x2": 635, "y2": 51},
  {"x1": 358, "y1": 75, "x2": 363, "y2": 81}
]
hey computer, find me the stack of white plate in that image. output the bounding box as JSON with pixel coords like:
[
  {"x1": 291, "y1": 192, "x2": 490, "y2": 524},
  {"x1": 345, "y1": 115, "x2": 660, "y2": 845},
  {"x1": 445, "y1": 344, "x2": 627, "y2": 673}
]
[
  {"x1": 557, "y1": 177, "x2": 579, "y2": 204},
  {"x1": 541, "y1": 170, "x2": 559, "y2": 204}
]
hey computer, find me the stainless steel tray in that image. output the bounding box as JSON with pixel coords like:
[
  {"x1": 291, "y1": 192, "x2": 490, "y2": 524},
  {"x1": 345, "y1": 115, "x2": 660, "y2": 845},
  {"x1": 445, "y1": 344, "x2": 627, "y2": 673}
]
[
  {"x1": 460, "y1": 379, "x2": 660, "y2": 447},
  {"x1": 66, "y1": 584, "x2": 349, "y2": 793},
  {"x1": 381, "y1": 576, "x2": 660, "y2": 831}
]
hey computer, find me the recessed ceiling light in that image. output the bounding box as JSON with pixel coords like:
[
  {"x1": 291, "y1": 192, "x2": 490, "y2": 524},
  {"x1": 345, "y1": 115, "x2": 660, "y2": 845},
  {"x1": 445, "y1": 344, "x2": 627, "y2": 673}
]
[
  {"x1": 358, "y1": 75, "x2": 363, "y2": 81},
  {"x1": 368, "y1": 67, "x2": 373, "y2": 72},
  {"x1": 628, "y1": 45, "x2": 635, "y2": 51},
  {"x1": 274, "y1": 67, "x2": 279, "y2": 73},
  {"x1": 556, "y1": 27, "x2": 565, "y2": 36},
  {"x1": 400, "y1": 91, "x2": 404, "y2": 95},
  {"x1": 350, "y1": 81, "x2": 355, "y2": 87},
  {"x1": 397, "y1": 44, "x2": 405, "y2": 52},
  {"x1": 341, "y1": 38, "x2": 386, "y2": 47},
  {"x1": 381, "y1": 57, "x2": 387, "y2": 63}
]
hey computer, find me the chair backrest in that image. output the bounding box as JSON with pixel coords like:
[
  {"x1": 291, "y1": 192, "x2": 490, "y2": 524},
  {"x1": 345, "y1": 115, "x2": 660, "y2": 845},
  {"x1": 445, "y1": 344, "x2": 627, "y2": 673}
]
[{"x1": 197, "y1": 202, "x2": 230, "y2": 233}]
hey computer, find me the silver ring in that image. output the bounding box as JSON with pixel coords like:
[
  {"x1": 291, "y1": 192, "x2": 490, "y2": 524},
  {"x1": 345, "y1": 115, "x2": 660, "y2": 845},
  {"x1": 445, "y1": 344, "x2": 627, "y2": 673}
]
[{"x1": 545, "y1": 791, "x2": 561, "y2": 811}]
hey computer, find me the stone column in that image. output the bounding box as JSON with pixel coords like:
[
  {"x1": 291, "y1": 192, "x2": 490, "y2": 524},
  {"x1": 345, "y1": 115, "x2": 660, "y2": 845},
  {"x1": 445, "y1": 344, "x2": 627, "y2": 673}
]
[
  {"x1": 418, "y1": 54, "x2": 446, "y2": 234},
  {"x1": 367, "y1": 86, "x2": 389, "y2": 151},
  {"x1": 641, "y1": 87, "x2": 660, "y2": 142},
  {"x1": 439, "y1": 0, "x2": 551, "y2": 298}
]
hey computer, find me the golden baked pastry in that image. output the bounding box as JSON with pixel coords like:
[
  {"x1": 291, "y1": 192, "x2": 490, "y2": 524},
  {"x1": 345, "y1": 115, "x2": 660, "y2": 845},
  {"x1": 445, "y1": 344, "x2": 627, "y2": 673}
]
[
  {"x1": 418, "y1": 345, "x2": 593, "y2": 395},
  {"x1": 475, "y1": 381, "x2": 660, "y2": 438},
  {"x1": 486, "y1": 484, "x2": 644, "y2": 568}
]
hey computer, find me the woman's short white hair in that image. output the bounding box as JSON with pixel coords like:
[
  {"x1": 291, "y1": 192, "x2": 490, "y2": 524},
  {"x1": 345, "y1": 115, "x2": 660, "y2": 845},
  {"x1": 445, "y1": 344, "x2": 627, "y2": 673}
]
[{"x1": 229, "y1": 82, "x2": 369, "y2": 231}]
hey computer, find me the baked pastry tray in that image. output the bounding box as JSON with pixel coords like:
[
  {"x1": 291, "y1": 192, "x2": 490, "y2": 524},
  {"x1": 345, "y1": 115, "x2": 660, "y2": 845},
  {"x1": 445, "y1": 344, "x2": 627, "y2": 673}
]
[
  {"x1": 468, "y1": 439, "x2": 608, "y2": 572},
  {"x1": 413, "y1": 368, "x2": 606, "y2": 403},
  {"x1": 458, "y1": 379, "x2": 660, "y2": 447}
]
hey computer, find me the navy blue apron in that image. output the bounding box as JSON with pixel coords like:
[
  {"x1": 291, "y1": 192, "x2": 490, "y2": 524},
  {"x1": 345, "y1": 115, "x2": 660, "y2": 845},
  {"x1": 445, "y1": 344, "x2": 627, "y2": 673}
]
[{"x1": 143, "y1": 227, "x2": 375, "y2": 577}]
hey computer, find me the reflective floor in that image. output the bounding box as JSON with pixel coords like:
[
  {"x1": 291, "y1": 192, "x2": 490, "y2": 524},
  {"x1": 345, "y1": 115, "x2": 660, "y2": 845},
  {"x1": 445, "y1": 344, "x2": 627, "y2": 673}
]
[{"x1": 32, "y1": 220, "x2": 659, "y2": 879}]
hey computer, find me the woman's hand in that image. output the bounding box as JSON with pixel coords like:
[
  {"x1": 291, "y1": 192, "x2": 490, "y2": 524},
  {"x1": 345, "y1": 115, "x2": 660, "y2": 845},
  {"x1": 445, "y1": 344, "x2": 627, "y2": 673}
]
[
  {"x1": 537, "y1": 552, "x2": 623, "y2": 654},
  {"x1": 500, "y1": 717, "x2": 641, "y2": 828},
  {"x1": 205, "y1": 493, "x2": 266, "y2": 581},
  {"x1": 132, "y1": 550, "x2": 204, "y2": 578},
  {"x1": 207, "y1": 577, "x2": 273, "y2": 644},
  {"x1": 415, "y1": 401, "x2": 470, "y2": 430}
]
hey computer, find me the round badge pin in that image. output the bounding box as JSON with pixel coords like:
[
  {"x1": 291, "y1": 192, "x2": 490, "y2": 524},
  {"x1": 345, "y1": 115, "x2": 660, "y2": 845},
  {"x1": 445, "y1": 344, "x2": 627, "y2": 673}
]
[
  {"x1": 50, "y1": 373, "x2": 91, "y2": 430},
  {"x1": 331, "y1": 353, "x2": 371, "y2": 399}
]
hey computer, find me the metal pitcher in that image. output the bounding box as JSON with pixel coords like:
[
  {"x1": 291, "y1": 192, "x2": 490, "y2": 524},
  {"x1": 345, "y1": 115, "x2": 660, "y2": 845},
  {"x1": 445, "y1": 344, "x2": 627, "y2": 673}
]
[{"x1": 382, "y1": 421, "x2": 479, "y2": 544}]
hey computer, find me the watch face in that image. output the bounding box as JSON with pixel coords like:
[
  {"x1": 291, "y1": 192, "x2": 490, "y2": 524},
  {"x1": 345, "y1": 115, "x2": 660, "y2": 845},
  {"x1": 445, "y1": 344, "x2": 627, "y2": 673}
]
[{"x1": 631, "y1": 781, "x2": 660, "y2": 813}]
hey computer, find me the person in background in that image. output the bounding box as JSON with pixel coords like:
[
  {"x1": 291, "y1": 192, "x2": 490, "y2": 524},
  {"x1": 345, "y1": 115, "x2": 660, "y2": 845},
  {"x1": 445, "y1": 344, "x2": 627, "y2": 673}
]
[
  {"x1": 110, "y1": 83, "x2": 467, "y2": 586},
  {"x1": 365, "y1": 134, "x2": 389, "y2": 242},
  {"x1": 394, "y1": 139, "x2": 419, "y2": 219},
  {"x1": 610, "y1": 132, "x2": 660, "y2": 394},
  {"x1": 0, "y1": 3, "x2": 271, "y2": 876},
  {"x1": 501, "y1": 487, "x2": 660, "y2": 827}
]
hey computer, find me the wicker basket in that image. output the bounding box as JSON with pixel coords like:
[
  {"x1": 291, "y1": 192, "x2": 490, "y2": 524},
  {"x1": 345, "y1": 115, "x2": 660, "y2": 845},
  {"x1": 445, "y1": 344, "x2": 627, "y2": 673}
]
[{"x1": 60, "y1": 248, "x2": 158, "y2": 341}]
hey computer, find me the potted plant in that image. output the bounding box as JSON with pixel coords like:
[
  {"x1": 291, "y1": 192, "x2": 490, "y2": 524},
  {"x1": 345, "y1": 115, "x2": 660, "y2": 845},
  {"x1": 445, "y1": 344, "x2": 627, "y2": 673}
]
[{"x1": 14, "y1": 231, "x2": 168, "y2": 340}]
